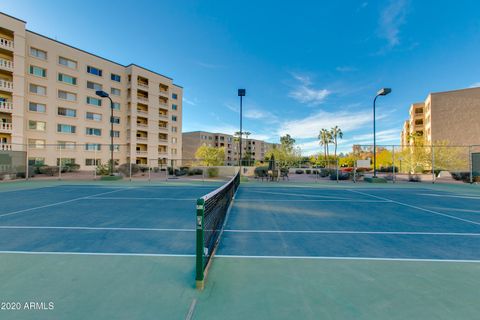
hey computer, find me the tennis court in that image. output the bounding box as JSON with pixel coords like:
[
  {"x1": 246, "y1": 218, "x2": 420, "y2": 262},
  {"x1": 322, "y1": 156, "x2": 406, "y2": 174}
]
[{"x1": 1, "y1": 180, "x2": 479, "y2": 319}]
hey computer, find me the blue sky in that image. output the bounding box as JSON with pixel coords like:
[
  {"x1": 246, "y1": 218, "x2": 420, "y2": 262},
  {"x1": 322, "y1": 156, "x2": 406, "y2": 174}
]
[{"x1": 4, "y1": 1, "x2": 480, "y2": 154}]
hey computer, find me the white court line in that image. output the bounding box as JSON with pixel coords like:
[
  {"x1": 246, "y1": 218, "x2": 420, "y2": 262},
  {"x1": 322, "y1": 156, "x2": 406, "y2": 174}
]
[
  {"x1": 0, "y1": 250, "x2": 194, "y2": 257},
  {"x1": 234, "y1": 199, "x2": 389, "y2": 203},
  {"x1": 0, "y1": 225, "x2": 195, "y2": 232},
  {"x1": 348, "y1": 189, "x2": 480, "y2": 226},
  {"x1": 86, "y1": 197, "x2": 197, "y2": 201},
  {"x1": 418, "y1": 193, "x2": 480, "y2": 200},
  {"x1": 223, "y1": 229, "x2": 480, "y2": 236},
  {"x1": 247, "y1": 190, "x2": 349, "y2": 200},
  {"x1": 214, "y1": 255, "x2": 480, "y2": 263},
  {"x1": 0, "y1": 188, "x2": 131, "y2": 218}
]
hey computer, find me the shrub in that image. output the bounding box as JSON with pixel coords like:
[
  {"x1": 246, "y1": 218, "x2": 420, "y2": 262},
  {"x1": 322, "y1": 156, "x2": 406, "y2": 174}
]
[
  {"x1": 312, "y1": 170, "x2": 319, "y2": 174},
  {"x1": 305, "y1": 169, "x2": 311, "y2": 174},
  {"x1": 188, "y1": 168, "x2": 203, "y2": 176},
  {"x1": 451, "y1": 172, "x2": 469, "y2": 181},
  {"x1": 408, "y1": 174, "x2": 421, "y2": 182},
  {"x1": 295, "y1": 169, "x2": 304, "y2": 174},
  {"x1": 139, "y1": 166, "x2": 149, "y2": 173},
  {"x1": 175, "y1": 168, "x2": 188, "y2": 176},
  {"x1": 118, "y1": 163, "x2": 140, "y2": 176},
  {"x1": 207, "y1": 167, "x2": 219, "y2": 178},
  {"x1": 378, "y1": 166, "x2": 399, "y2": 173},
  {"x1": 96, "y1": 164, "x2": 110, "y2": 175},
  {"x1": 39, "y1": 165, "x2": 59, "y2": 176},
  {"x1": 254, "y1": 166, "x2": 268, "y2": 178},
  {"x1": 329, "y1": 171, "x2": 350, "y2": 180},
  {"x1": 65, "y1": 163, "x2": 80, "y2": 172}
]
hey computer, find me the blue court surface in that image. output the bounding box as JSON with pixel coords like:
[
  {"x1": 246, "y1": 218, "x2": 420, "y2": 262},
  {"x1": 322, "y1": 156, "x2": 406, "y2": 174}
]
[{"x1": 0, "y1": 183, "x2": 479, "y2": 260}]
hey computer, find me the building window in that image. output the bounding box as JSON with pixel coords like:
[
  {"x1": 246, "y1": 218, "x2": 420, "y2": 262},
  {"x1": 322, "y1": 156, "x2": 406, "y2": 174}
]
[
  {"x1": 172, "y1": 104, "x2": 178, "y2": 110},
  {"x1": 59, "y1": 56, "x2": 77, "y2": 69},
  {"x1": 58, "y1": 73, "x2": 77, "y2": 85},
  {"x1": 28, "y1": 120, "x2": 46, "y2": 131},
  {"x1": 85, "y1": 143, "x2": 101, "y2": 151},
  {"x1": 171, "y1": 137, "x2": 177, "y2": 144},
  {"x1": 111, "y1": 116, "x2": 120, "y2": 124},
  {"x1": 110, "y1": 88, "x2": 121, "y2": 96},
  {"x1": 57, "y1": 158, "x2": 76, "y2": 166},
  {"x1": 112, "y1": 102, "x2": 120, "y2": 110},
  {"x1": 111, "y1": 73, "x2": 121, "y2": 82},
  {"x1": 30, "y1": 47, "x2": 47, "y2": 60},
  {"x1": 28, "y1": 139, "x2": 45, "y2": 149},
  {"x1": 58, "y1": 90, "x2": 77, "y2": 101},
  {"x1": 171, "y1": 148, "x2": 177, "y2": 155},
  {"x1": 87, "y1": 65, "x2": 103, "y2": 77},
  {"x1": 86, "y1": 112, "x2": 102, "y2": 121},
  {"x1": 86, "y1": 128, "x2": 102, "y2": 136},
  {"x1": 57, "y1": 141, "x2": 76, "y2": 150},
  {"x1": 172, "y1": 93, "x2": 178, "y2": 100},
  {"x1": 28, "y1": 157, "x2": 45, "y2": 166},
  {"x1": 29, "y1": 65, "x2": 47, "y2": 77},
  {"x1": 57, "y1": 124, "x2": 76, "y2": 133},
  {"x1": 171, "y1": 126, "x2": 177, "y2": 133},
  {"x1": 85, "y1": 159, "x2": 101, "y2": 166},
  {"x1": 110, "y1": 144, "x2": 120, "y2": 151},
  {"x1": 58, "y1": 107, "x2": 77, "y2": 117},
  {"x1": 28, "y1": 102, "x2": 46, "y2": 113},
  {"x1": 86, "y1": 96, "x2": 102, "y2": 106},
  {"x1": 172, "y1": 115, "x2": 177, "y2": 122},
  {"x1": 87, "y1": 81, "x2": 102, "y2": 91},
  {"x1": 110, "y1": 130, "x2": 120, "y2": 138},
  {"x1": 29, "y1": 84, "x2": 47, "y2": 95}
]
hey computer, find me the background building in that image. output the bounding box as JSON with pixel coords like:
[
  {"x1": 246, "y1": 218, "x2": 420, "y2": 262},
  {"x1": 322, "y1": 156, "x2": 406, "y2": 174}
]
[
  {"x1": 0, "y1": 12, "x2": 182, "y2": 169},
  {"x1": 182, "y1": 131, "x2": 277, "y2": 165},
  {"x1": 401, "y1": 87, "x2": 480, "y2": 146}
]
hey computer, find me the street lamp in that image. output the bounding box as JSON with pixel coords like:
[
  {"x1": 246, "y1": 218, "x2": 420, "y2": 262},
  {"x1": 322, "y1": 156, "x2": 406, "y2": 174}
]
[
  {"x1": 95, "y1": 90, "x2": 115, "y2": 176},
  {"x1": 238, "y1": 89, "x2": 246, "y2": 166},
  {"x1": 373, "y1": 88, "x2": 391, "y2": 178}
]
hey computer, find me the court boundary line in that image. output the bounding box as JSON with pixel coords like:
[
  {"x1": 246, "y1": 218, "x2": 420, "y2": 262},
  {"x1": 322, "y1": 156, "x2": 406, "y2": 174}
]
[
  {"x1": 0, "y1": 250, "x2": 194, "y2": 257},
  {"x1": 348, "y1": 189, "x2": 480, "y2": 226},
  {"x1": 234, "y1": 199, "x2": 390, "y2": 202},
  {"x1": 418, "y1": 193, "x2": 480, "y2": 200},
  {"x1": 0, "y1": 226, "x2": 195, "y2": 232},
  {"x1": 86, "y1": 197, "x2": 197, "y2": 201},
  {"x1": 248, "y1": 190, "x2": 351, "y2": 200},
  {"x1": 215, "y1": 255, "x2": 480, "y2": 263},
  {"x1": 0, "y1": 188, "x2": 131, "y2": 218}
]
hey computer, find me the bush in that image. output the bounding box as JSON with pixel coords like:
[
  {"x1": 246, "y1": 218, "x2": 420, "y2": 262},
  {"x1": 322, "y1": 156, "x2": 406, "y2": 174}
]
[
  {"x1": 96, "y1": 164, "x2": 110, "y2": 176},
  {"x1": 139, "y1": 166, "x2": 149, "y2": 173},
  {"x1": 305, "y1": 169, "x2": 311, "y2": 174},
  {"x1": 118, "y1": 163, "x2": 140, "y2": 176},
  {"x1": 254, "y1": 166, "x2": 268, "y2": 178},
  {"x1": 451, "y1": 172, "x2": 469, "y2": 181},
  {"x1": 188, "y1": 168, "x2": 203, "y2": 176},
  {"x1": 175, "y1": 168, "x2": 188, "y2": 176},
  {"x1": 39, "y1": 165, "x2": 59, "y2": 176},
  {"x1": 408, "y1": 174, "x2": 421, "y2": 182},
  {"x1": 312, "y1": 170, "x2": 319, "y2": 174},
  {"x1": 65, "y1": 163, "x2": 80, "y2": 172},
  {"x1": 329, "y1": 171, "x2": 350, "y2": 180},
  {"x1": 295, "y1": 169, "x2": 304, "y2": 174},
  {"x1": 207, "y1": 167, "x2": 219, "y2": 178},
  {"x1": 319, "y1": 168, "x2": 335, "y2": 177}
]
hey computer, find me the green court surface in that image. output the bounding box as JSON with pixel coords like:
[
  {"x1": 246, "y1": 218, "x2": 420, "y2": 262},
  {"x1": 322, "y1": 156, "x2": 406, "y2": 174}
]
[{"x1": 0, "y1": 180, "x2": 479, "y2": 319}]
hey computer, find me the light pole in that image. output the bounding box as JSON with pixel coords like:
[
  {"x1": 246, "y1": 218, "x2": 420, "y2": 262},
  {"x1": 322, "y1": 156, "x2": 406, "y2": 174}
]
[
  {"x1": 238, "y1": 89, "x2": 246, "y2": 166},
  {"x1": 96, "y1": 90, "x2": 115, "y2": 176},
  {"x1": 373, "y1": 88, "x2": 391, "y2": 178}
]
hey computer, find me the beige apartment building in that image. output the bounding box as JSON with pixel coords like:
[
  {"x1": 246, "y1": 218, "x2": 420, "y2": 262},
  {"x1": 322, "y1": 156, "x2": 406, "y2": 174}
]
[
  {"x1": 0, "y1": 12, "x2": 182, "y2": 169},
  {"x1": 400, "y1": 87, "x2": 480, "y2": 146},
  {"x1": 183, "y1": 131, "x2": 277, "y2": 165}
]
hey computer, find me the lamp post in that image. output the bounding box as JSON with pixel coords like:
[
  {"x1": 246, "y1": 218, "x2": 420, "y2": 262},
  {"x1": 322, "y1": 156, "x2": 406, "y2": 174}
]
[
  {"x1": 238, "y1": 89, "x2": 246, "y2": 166},
  {"x1": 373, "y1": 88, "x2": 391, "y2": 178},
  {"x1": 95, "y1": 90, "x2": 115, "y2": 176}
]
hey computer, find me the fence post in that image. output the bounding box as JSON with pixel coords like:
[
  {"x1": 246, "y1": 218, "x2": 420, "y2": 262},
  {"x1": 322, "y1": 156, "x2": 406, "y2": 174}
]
[
  {"x1": 129, "y1": 162, "x2": 132, "y2": 182},
  {"x1": 336, "y1": 159, "x2": 339, "y2": 183},
  {"x1": 59, "y1": 146, "x2": 62, "y2": 181},
  {"x1": 148, "y1": 161, "x2": 151, "y2": 182},
  {"x1": 469, "y1": 145, "x2": 473, "y2": 184},
  {"x1": 94, "y1": 148, "x2": 97, "y2": 180},
  {"x1": 25, "y1": 144, "x2": 29, "y2": 181},
  {"x1": 431, "y1": 145, "x2": 435, "y2": 184},
  {"x1": 392, "y1": 145, "x2": 396, "y2": 183}
]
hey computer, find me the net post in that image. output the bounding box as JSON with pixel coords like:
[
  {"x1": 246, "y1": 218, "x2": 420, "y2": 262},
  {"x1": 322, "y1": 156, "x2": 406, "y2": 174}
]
[
  {"x1": 59, "y1": 146, "x2": 62, "y2": 181},
  {"x1": 392, "y1": 145, "x2": 396, "y2": 184},
  {"x1": 195, "y1": 198, "x2": 205, "y2": 290},
  {"x1": 431, "y1": 144, "x2": 435, "y2": 184},
  {"x1": 469, "y1": 145, "x2": 473, "y2": 184},
  {"x1": 25, "y1": 144, "x2": 29, "y2": 181},
  {"x1": 336, "y1": 159, "x2": 339, "y2": 183}
]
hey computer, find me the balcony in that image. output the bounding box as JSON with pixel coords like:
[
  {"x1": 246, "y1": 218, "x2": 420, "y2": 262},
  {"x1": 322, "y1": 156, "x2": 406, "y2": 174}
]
[
  {"x1": 136, "y1": 109, "x2": 149, "y2": 116},
  {"x1": 137, "y1": 95, "x2": 148, "y2": 103},
  {"x1": 159, "y1": 90, "x2": 169, "y2": 97},
  {"x1": 158, "y1": 113, "x2": 168, "y2": 119},
  {"x1": 0, "y1": 101, "x2": 13, "y2": 113},
  {"x1": 158, "y1": 125, "x2": 168, "y2": 132},
  {"x1": 0, "y1": 143, "x2": 12, "y2": 151},
  {"x1": 0, "y1": 59, "x2": 13, "y2": 72},
  {"x1": 0, "y1": 37, "x2": 14, "y2": 51},
  {"x1": 0, "y1": 122, "x2": 12, "y2": 133},
  {"x1": 158, "y1": 138, "x2": 168, "y2": 144},
  {"x1": 136, "y1": 122, "x2": 148, "y2": 129},
  {"x1": 136, "y1": 150, "x2": 148, "y2": 156},
  {"x1": 0, "y1": 79, "x2": 13, "y2": 92},
  {"x1": 158, "y1": 149, "x2": 168, "y2": 156}
]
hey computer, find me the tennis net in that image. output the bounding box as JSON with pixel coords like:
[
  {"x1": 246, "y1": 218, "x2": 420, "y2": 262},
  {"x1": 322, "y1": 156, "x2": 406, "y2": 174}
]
[{"x1": 195, "y1": 170, "x2": 240, "y2": 289}]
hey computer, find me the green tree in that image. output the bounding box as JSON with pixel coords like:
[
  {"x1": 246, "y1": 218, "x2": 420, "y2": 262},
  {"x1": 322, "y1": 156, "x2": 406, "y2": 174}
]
[
  {"x1": 280, "y1": 134, "x2": 296, "y2": 153},
  {"x1": 318, "y1": 129, "x2": 333, "y2": 163},
  {"x1": 194, "y1": 145, "x2": 225, "y2": 166}
]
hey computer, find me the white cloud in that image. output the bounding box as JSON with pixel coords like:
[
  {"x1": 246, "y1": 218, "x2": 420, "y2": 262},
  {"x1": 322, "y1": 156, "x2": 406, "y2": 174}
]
[
  {"x1": 278, "y1": 110, "x2": 373, "y2": 139},
  {"x1": 469, "y1": 82, "x2": 480, "y2": 88},
  {"x1": 378, "y1": 0, "x2": 408, "y2": 49},
  {"x1": 224, "y1": 103, "x2": 277, "y2": 121},
  {"x1": 288, "y1": 73, "x2": 330, "y2": 105},
  {"x1": 183, "y1": 97, "x2": 197, "y2": 106}
]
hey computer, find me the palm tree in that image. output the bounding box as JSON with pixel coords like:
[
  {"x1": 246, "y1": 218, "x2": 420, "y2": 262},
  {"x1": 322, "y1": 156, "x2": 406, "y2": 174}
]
[
  {"x1": 318, "y1": 129, "x2": 332, "y2": 165},
  {"x1": 330, "y1": 126, "x2": 343, "y2": 161}
]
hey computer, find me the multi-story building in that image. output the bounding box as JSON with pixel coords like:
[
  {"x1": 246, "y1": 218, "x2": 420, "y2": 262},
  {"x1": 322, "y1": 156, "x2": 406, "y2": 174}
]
[
  {"x1": 400, "y1": 87, "x2": 480, "y2": 146},
  {"x1": 182, "y1": 131, "x2": 277, "y2": 165},
  {"x1": 0, "y1": 12, "x2": 182, "y2": 168}
]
